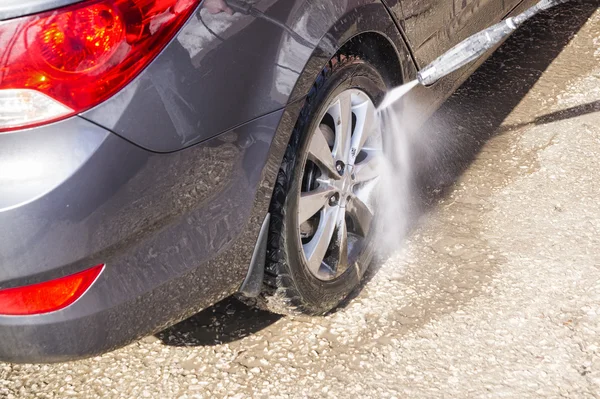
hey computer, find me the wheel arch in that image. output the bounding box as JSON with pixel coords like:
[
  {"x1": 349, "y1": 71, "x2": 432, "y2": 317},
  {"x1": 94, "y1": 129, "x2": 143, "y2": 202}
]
[
  {"x1": 287, "y1": 1, "x2": 417, "y2": 105},
  {"x1": 264, "y1": 1, "x2": 418, "y2": 196}
]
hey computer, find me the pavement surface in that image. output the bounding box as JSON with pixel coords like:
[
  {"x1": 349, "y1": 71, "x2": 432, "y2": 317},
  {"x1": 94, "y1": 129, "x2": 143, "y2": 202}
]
[{"x1": 2, "y1": 2, "x2": 600, "y2": 398}]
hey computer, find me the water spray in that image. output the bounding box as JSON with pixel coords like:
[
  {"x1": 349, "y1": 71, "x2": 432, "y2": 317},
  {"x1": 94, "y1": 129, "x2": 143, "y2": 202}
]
[
  {"x1": 379, "y1": 0, "x2": 571, "y2": 109},
  {"x1": 376, "y1": 0, "x2": 570, "y2": 251}
]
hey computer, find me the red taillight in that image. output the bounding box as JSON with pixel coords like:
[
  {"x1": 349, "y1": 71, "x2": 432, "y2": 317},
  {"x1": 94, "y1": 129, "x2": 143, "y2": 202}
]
[
  {"x1": 0, "y1": 0, "x2": 200, "y2": 132},
  {"x1": 36, "y1": 4, "x2": 126, "y2": 73},
  {"x1": 0, "y1": 265, "x2": 104, "y2": 315}
]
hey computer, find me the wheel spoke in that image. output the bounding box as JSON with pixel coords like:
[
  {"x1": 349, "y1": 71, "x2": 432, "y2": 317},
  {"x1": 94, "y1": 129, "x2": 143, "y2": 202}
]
[
  {"x1": 298, "y1": 185, "x2": 336, "y2": 224},
  {"x1": 308, "y1": 126, "x2": 339, "y2": 178},
  {"x1": 331, "y1": 92, "x2": 352, "y2": 163},
  {"x1": 346, "y1": 195, "x2": 373, "y2": 237},
  {"x1": 353, "y1": 149, "x2": 382, "y2": 183},
  {"x1": 303, "y1": 206, "x2": 339, "y2": 275},
  {"x1": 334, "y1": 212, "x2": 349, "y2": 276},
  {"x1": 349, "y1": 99, "x2": 376, "y2": 165}
]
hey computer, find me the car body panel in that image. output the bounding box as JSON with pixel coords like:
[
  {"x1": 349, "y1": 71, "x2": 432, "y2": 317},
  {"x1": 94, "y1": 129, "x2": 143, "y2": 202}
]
[
  {"x1": 0, "y1": 118, "x2": 108, "y2": 212},
  {"x1": 382, "y1": 0, "x2": 523, "y2": 67},
  {"x1": 80, "y1": 0, "x2": 416, "y2": 152},
  {"x1": 0, "y1": 109, "x2": 285, "y2": 289}
]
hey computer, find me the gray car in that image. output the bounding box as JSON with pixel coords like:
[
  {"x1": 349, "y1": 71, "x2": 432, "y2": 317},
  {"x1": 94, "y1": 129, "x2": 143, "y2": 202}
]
[{"x1": 0, "y1": 0, "x2": 534, "y2": 362}]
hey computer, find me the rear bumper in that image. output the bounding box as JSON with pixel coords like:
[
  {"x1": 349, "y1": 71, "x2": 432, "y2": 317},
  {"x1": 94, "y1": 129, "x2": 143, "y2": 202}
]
[{"x1": 0, "y1": 110, "x2": 284, "y2": 363}]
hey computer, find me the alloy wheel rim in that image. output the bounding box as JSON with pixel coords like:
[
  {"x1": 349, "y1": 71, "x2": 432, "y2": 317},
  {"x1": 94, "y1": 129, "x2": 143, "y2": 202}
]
[{"x1": 297, "y1": 89, "x2": 382, "y2": 281}]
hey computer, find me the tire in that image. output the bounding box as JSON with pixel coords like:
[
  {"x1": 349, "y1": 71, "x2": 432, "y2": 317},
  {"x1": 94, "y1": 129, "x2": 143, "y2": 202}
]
[{"x1": 258, "y1": 54, "x2": 388, "y2": 315}]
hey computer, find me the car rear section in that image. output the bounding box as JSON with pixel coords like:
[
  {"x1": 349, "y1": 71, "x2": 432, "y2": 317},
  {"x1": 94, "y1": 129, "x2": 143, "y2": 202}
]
[
  {"x1": 0, "y1": 0, "x2": 416, "y2": 362},
  {"x1": 0, "y1": 111, "x2": 287, "y2": 362}
]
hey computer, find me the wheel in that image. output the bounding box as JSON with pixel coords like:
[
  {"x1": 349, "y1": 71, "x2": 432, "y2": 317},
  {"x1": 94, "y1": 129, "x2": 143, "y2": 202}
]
[{"x1": 260, "y1": 54, "x2": 387, "y2": 315}]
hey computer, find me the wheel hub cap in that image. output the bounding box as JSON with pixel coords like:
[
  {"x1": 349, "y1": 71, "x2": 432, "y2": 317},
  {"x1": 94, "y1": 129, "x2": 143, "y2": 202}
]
[{"x1": 336, "y1": 166, "x2": 353, "y2": 207}]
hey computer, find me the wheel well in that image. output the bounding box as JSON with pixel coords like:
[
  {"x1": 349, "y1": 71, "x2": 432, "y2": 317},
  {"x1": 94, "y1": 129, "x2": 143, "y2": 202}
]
[{"x1": 337, "y1": 32, "x2": 404, "y2": 88}]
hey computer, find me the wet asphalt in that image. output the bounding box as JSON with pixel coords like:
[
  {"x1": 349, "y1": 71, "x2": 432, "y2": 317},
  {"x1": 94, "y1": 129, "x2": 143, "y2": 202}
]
[{"x1": 2, "y1": 2, "x2": 600, "y2": 398}]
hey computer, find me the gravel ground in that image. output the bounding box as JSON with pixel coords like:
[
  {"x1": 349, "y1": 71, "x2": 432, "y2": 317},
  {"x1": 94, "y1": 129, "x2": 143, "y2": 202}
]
[{"x1": 2, "y1": 3, "x2": 600, "y2": 398}]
